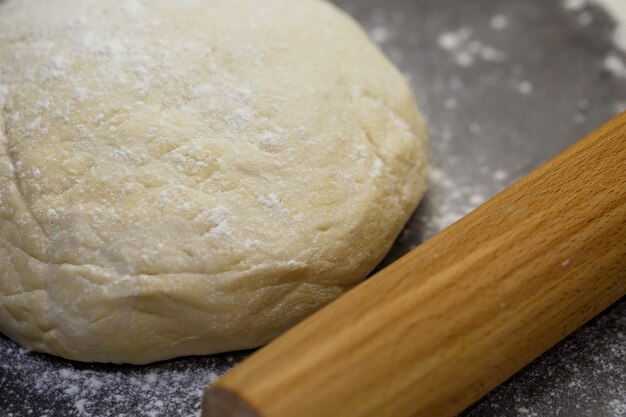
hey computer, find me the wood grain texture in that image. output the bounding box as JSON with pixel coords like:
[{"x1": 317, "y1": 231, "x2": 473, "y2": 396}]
[{"x1": 203, "y1": 112, "x2": 626, "y2": 417}]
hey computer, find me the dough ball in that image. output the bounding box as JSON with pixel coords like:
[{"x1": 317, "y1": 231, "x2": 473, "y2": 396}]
[{"x1": 0, "y1": 0, "x2": 428, "y2": 364}]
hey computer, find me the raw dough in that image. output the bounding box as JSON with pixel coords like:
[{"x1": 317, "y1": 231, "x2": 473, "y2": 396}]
[{"x1": 0, "y1": 0, "x2": 428, "y2": 364}]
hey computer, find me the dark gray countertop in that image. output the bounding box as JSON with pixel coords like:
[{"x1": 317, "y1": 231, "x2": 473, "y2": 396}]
[{"x1": 1, "y1": 0, "x2": 625, "y2": 416}]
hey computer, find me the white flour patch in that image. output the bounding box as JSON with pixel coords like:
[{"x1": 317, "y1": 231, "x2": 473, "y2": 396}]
[
  {"x1": 255, "y1": 131, "x2": 280, "y2": 148},
  {"x1": 438, "y1": 28, "x2": 472, "y2": 51},
  {"x1": 0, "y1": 340, "x2": 238, "y2": 417},
  {"x1": 604, "y1": 53, "x2": 626, "y2": 78},
  {"x1": 609, "y1": 399, "x2": 626, "y2": 417},
  {"x1": 563, "y1": 0, "x2": 626, "y2": 52},
  {"x1": 258, "y1": 192, "x2": 290, "y2": 217},
  {"x1": 517, "y1": 81, "x2": 534, "y2": 95},
  {"x1": 493, "y1": 170, "x2": 508, "y2": 181},
  {"x1": 369, "y1": 26, "x2": 390, "y2": 44},
  {"x1": 438, "y1": 27, "x2": 506, "y2": 67},
  {"x1": 490, "y1": 14, "x2": 509, "y2": 30},
  {"x1": 421, "y1": 165, "x2": 494, "y2": 234},
  {"x1": 444, "y1": 97, "x2": 458, "y2": 110}
]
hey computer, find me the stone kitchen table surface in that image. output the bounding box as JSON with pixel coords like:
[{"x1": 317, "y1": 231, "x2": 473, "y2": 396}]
[{"x1": 0, "y1": 0, "x2": 624, "y2": 416}]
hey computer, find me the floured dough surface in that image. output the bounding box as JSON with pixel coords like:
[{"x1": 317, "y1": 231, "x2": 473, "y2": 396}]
[{"x1": 0, "y1": 0, "x2": 428, "y2": 364}]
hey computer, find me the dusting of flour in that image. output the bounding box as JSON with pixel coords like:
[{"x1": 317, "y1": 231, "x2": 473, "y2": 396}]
[
  {"x1": 563, "y1": 0, "x2": 626, "y2": 79},
  {"x1": 563, "y1": 0, "x2": 626, "y2": 51},
  {"x1": 0, "y1": 338, "x2": 245, "y2": 417}
]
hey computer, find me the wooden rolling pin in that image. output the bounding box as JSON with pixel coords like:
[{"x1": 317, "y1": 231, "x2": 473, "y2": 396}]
[{"x1": 203, "y1": 112, "x2": 626, "y2": 417}]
